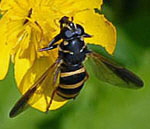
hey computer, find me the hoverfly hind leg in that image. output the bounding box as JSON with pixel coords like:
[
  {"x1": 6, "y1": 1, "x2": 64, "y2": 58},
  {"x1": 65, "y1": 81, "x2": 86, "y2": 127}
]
[
  {"x1": 46, "y1": 89, "x2": 57, "y2": 113},
  {"x1": 45, "y1": 58, "x2": 62, "y2": 113}
]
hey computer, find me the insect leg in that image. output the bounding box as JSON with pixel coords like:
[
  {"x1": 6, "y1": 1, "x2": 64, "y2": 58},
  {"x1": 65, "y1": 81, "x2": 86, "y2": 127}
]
[
  {"x1": 48, "y1": 34, "x2": 62, "y2": 47},
  {"x1": 45, "y1": 59, "x2": 62, "y2": 112},
  {"x1": 39, "y1": 44, "x2": 58, "y2": 51},
  {"x1": 53, "y1": 67, "x2": 61, "y2": 85},
  {"x1": 83, "y1": 33, "x2": 92, "y2": 38},
  {"x1": 46, "y1": 89, "x2": 57, "y2": 112}
]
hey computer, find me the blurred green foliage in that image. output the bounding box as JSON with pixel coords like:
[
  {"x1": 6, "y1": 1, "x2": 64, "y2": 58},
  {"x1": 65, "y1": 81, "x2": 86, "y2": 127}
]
[{"x1": 0, "y1": 0, "x2": 150, "y2": 129}]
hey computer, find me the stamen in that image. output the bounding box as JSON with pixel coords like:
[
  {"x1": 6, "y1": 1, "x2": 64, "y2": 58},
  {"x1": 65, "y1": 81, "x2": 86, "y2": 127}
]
[{"x1": 23, "y1": 8, "x2": 33, "y2": 25}]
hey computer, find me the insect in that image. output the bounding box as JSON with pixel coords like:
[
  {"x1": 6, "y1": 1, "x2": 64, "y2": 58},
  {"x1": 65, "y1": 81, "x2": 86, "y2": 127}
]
[{"x1": 9, "y1": 16, "x2": 144, "y2": 118}]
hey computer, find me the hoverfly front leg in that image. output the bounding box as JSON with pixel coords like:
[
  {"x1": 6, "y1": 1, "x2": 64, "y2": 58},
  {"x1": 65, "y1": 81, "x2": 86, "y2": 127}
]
[
  {"x1": 83, "y1": 33, "x2": 92, "y2": 38},
  {"x1": 40, "y1": 33, "x2": 62, "y2": 51},
  {"x1": 39, "y1": 44, "x2": 58, "y2": 51},
  {"x1": 48, "y1": 33, "x2": 62, "y2": 47}
]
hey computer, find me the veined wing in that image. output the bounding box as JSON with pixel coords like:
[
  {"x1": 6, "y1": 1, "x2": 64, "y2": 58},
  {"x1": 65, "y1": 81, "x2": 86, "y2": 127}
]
[
  {"x1": 85, "y1": 52, "x2": 144, "y2": 88},
  {"x1": 9, "y1": 58, "x2": 62, "y2": 118}
]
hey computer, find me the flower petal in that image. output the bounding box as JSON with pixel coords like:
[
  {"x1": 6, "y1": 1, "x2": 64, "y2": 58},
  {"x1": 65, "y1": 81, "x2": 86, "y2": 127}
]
[
  {"x1": 51, "y1": 0, "x2": 102, "y2": 15},
  {"x1": 14, "y1": 49, "x2": 31, "y2": 85},
  {"x1": 13, "y1": 27, "x2": 34, "y2": 85},
  {"x1": 0, "y1": 0, "x2": 13, "y2": 11},
  {"x1": 0, "y1": 17, "x2": 11, "y2": 80},
  {"x1": 74, "y1": 10, "x2": 117, "y2": 54}
]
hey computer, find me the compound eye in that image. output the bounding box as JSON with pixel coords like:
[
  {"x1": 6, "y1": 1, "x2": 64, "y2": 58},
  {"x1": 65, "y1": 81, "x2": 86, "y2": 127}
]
[{"x1": 65, "y1": 30, "x2": 73, "y2": 38}]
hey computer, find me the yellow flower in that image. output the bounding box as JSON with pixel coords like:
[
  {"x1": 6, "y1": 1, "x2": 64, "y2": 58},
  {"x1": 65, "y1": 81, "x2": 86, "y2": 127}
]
[
  {"x1": 0, "y1": 0, "x2": 52, "y2": 81},
  {"x1": 0, "y1": 0, "x2": 116, "y2": 112}
]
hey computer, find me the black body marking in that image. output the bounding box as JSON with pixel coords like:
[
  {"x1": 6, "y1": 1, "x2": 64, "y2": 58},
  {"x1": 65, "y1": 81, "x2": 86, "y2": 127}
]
[
  {"x1": 57, "y1": 84, "x2": 84, "y2": 95},
  {"x1": 57, "y1": 63, "x2": 87, "y2": 99},
  {"x1": 60, "y1": 72, "x2": 86, "y2": 85}
]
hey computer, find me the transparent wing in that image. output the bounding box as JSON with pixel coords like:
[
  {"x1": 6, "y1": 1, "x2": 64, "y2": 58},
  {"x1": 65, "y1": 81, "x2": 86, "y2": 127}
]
[
  {"x1": 9, "y1": 58, "x2": 67, "y2": 118},
  {"x1": 85, "y1": 52, "x2": 144, "y2": 88}
]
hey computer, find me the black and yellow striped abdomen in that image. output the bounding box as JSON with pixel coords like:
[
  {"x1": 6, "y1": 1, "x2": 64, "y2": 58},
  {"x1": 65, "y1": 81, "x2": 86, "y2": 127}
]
[{"x1": 56, "y1": 64, "x2": 88, "y2": 99}]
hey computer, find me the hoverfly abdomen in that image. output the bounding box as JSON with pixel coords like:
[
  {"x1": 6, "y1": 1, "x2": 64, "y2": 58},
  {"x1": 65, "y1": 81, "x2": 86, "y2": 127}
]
[{"x1": 56, "y1": 64, "x2": 88, "y2": 99}]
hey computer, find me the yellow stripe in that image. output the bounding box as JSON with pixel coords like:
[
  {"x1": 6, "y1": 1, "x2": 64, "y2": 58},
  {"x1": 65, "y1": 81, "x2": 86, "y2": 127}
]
[
  {"x1": 58, "y1": 46, "x2": 73, "y2": 54},
  {"x1": 61, "y1": 67, "x2": 85, "y2": 77},
  {"x1": 56, "y1": 91, "x2": 78, "y2": 99},
  {"x1": 63, "y1": 41, "x2": 69, "y2": 46},
  {"x1": 80, "y1": 45, "x2": 86, "y2": 52},
  {"x1": 59, "y1": 77, "x2": 87, "y2": 89}
]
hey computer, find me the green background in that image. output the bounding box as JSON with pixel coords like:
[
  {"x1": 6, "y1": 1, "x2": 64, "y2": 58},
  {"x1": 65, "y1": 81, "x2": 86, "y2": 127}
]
[{"x1": 0, "y1": 0, "x2": 150, "y2": 129}]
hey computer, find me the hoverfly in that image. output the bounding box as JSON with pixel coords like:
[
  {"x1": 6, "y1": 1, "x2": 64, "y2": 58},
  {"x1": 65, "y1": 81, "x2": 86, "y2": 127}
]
[{"x1": 9, "y1": 16, "x2": 144, "y2": 118}]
